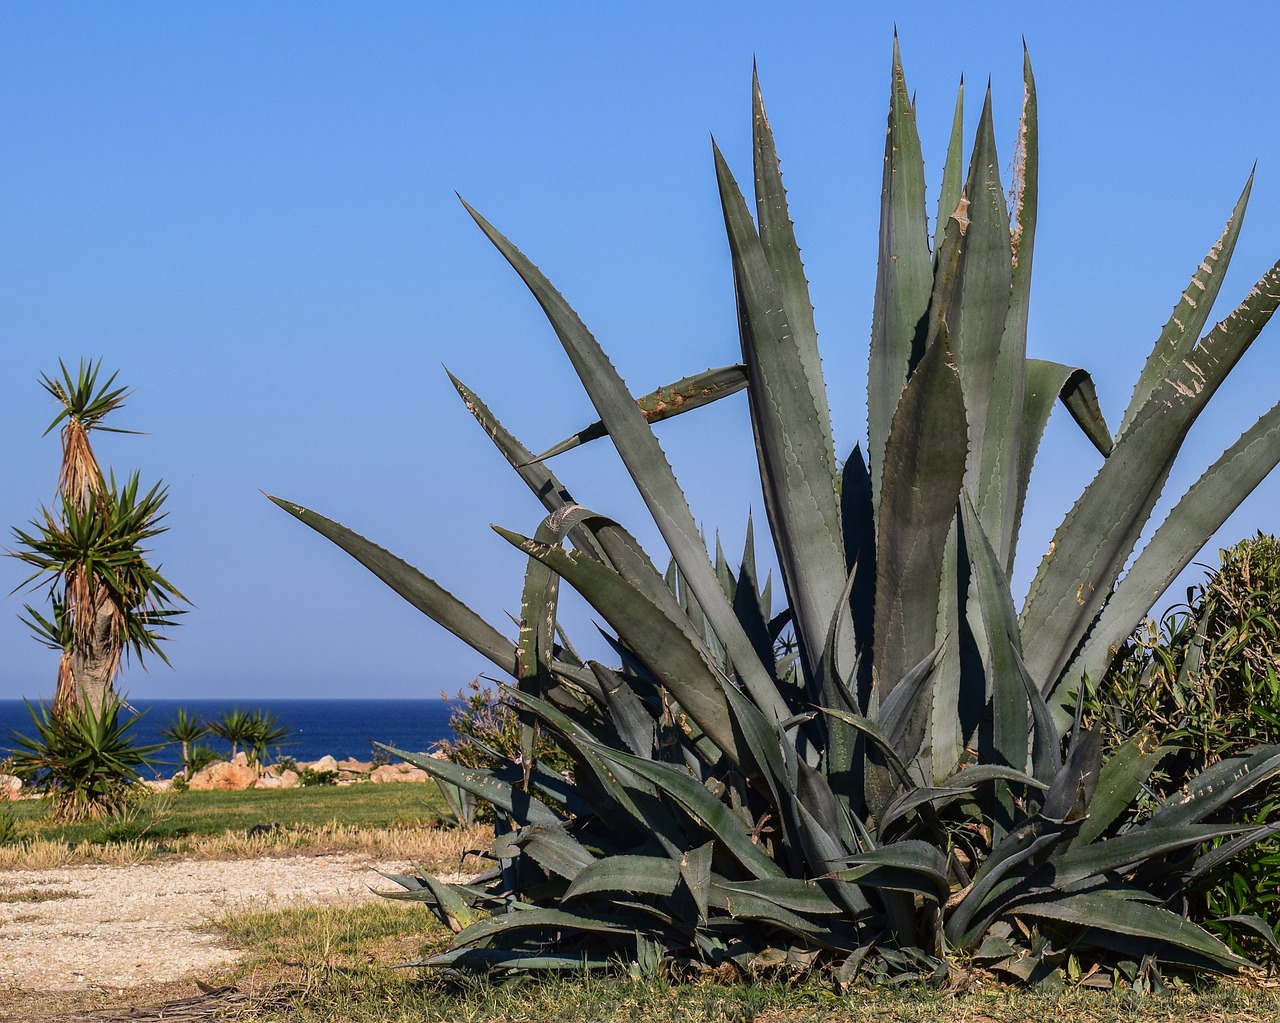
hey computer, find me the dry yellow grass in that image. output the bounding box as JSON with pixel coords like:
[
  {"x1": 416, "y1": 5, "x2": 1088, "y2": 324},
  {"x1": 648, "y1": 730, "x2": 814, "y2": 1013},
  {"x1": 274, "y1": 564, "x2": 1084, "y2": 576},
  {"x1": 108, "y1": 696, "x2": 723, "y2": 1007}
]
[{"x1": 0, "y1": 820, "x2": 491, "y2": 873}]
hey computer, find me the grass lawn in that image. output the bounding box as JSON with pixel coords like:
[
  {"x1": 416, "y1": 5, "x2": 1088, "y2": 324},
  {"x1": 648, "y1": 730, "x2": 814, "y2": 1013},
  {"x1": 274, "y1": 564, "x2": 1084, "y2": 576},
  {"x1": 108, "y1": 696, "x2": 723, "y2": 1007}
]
[
  {"x1": 0, "y1": 781, "x2": 472, "y2": 867},
  {"x1": 3, "y1": 783, "x2": 1279, "y2": 1022},
  {"x1": 201, "y1": 900, "x2": 1280, "y2": 1023}
]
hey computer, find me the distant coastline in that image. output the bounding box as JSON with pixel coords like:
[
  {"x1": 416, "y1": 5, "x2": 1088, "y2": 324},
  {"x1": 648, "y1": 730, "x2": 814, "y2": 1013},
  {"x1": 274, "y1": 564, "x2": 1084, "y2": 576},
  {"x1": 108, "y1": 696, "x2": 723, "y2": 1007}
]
[{"x1": 0, "y1": 697, "x2": 457, "y2": 774}]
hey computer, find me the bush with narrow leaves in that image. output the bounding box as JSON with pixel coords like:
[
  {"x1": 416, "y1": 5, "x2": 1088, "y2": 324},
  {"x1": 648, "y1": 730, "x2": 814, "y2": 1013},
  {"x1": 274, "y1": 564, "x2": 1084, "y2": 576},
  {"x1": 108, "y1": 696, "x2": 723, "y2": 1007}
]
[
  {"x1": 1091, "y1": 533, "x2": 1280, "y2": 958},
  {"x1": 272, "y1": 42, "x2": 1280, "y2": 984},
  {"x1": 7, "y1": 696, "x2": 162, "y2": 821}
]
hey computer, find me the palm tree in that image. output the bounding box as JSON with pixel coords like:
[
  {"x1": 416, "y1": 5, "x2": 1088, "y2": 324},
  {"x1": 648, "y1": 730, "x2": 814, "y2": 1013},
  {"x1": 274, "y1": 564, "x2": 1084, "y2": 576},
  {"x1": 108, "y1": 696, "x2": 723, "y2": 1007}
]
[
  {"x1": 159, "y1": 708, "x2": 208, "y2": 778},
  {"x1": 10, "y1": 360, "x2": 186, "y2": 719},
  {"x1": 207, "y1": 708, "x2": 256, "y2": 761},
  {"x1": 244, "y1": 709, "x2": 292, "y2": 767}
]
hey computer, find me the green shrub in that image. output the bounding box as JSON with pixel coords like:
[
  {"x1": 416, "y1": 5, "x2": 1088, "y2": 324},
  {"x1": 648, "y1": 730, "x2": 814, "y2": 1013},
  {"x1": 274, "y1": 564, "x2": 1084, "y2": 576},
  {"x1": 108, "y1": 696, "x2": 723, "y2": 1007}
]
[
  {"x1": 437, "y1": 678, "x2": 575, "y2": 780},
  {"x1": 299, "y1": 767, "x2": 339, "y2": 787},
  {"x1": 6, "y1": 696, "x2": 162, "y2": 821},
  {"x1": 186, "y1": 742, "x2": 222, "y2": 775},
  {"x1": 1091, "y1": 533, "x2": 1280, "y2": 955},
  {"x1": 274, "y1": 43, "x2": 1280, "y2": 983},
  {"x1": 93, "y1": 787, "x2": 174, "y2": 844}
]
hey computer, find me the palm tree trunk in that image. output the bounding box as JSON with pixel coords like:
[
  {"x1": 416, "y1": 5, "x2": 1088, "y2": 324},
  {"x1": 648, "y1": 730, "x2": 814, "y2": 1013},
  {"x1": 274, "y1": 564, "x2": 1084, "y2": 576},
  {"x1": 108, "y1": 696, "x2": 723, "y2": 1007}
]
[{"x1": 68, "y1": 603, "x2": 118, "y2": 717}]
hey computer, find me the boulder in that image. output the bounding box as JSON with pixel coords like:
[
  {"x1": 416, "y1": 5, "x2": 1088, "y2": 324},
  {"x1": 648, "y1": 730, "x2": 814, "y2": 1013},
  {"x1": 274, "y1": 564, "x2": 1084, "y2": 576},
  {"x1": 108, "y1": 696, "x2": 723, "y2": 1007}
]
[
  {"x1": 306, "y1": 755, "x2": 339, "y2": 773},
  {"x1": 188, "y1": 759, "x2": 257, "y2": 791},
  {"x1": 0, "y1": 774, "x2": 22, "y2": 800},
  {"x1": 370, "y1": 763, "x2": 429, "y2": 784},
  {"x1": 337, "y1": 758, "x2": 373, "y2": 774}
]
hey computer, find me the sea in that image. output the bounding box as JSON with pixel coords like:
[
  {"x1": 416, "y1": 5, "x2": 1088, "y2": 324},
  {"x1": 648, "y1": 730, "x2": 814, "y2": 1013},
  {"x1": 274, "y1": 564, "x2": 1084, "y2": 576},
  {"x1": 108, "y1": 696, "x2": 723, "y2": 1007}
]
[{"x1": 0, "y1": 698, "x2": 458, "y2": 777}]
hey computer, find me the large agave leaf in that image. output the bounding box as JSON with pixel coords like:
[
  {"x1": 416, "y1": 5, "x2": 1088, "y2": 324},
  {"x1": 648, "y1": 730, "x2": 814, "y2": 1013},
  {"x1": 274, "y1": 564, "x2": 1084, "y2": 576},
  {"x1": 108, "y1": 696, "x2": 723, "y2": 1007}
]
[
  {"x1": 563, "y1": 854, "x2": 679, "y2": 902},
  {"x1": 872, "y1": 327, "x2": 967, "y2": 765},
  {"x1": 868, "y1": 37, "x2": 933, "y2": 507},
  {"x1": 1053, "y1": 824, "x2": 1244, "y2": 887},
  {"x1": 442, "y1": 907, "x2": 637, "y2": 952},
  {"x1": 513, "y1": 514, "x2": 565, "y2": 782},
  {"x1": 833, "y1": 840, "x2": 950, "y2": 902},
  {"x1": 494, "y1": 525, "x2": 745, "y2": 768},
  {"x1": 960, "y1": 494, "x2": 1028, "y2": 776},
  {"x1": 877, "y1": 639, "x2": 945, "y2": 759},
  {"x1": 927, "y1": 519, "x2": 968, "y2": 788},
  {"x1": 714, "y1": 136, "x2": 847, "y2": 690},
  {"x1": 946, "y1": 817, "x2": 1072, "y2": 946},
  {"x1": 553, "y1": 505, "x2": 717, "y2": 666},
  {"x1": 752, "y1": 68, "x2": 832, "y2": 452},
  {"x1": 565, "y1": 857, "x2": 854, "y2": 945},
  {"x1": 445, "y1": 372, "x2": 607, "y2": 564},
  {"x1": 1118, "y1": 176, "x2": 1255, "y2": 440},
  {"x1": 839, "y1": 445, "x2": 876, "y2": 680},
  {"x1": 590, "y1": 661, "x2": 656, "y2": 758},
  {"x1": 266, "y1": 497, "x2": 546, "y2": 684},
  {"x1": 527, "y1": 365, "x2": 748, "y2": 464},
  {"x1": 582, "y1": 740, "x2": 786, "y2": 880},
  {"x1": 732, "y1": 515, "x2": 777, "y2": 679},
  {"x1": 1014, "y1": 359, "x2": 1112, "y2": 567},
  {"x1": 380, "y1": 746, "x2": 563, "y2": 828},
  {"x1": 462, "y1": 201, "x2": 789, "y2": 724},
  {"x1": 821, "y1": 705, "x2": 914, "y2": 792},
  {"x1": 1014, "y1": 891, "x2": 1246, "y2": 970},
  {"x1": 498, "y1": 820, "x2": 597, "y2": 881},
  {"x1": 981, "y1": 47, "x2": 1037, "y2": 573},
  {"x1": 1150, "y1": 744, "x2": 1280, "y2": 829},
  {"x1": 933, "y1": 78, "x2": 964, "y2": 258},
  {"x1": 1021, "y1": 258, "x2": 1280, "y2": 721},
  {"x1": 1066, "y1": 399, "x2": 1280, "y2": 691},
  {"x1": 450, "y1": 376, "x2": 720, "y2": 670},
  {"x1": 500, "y1": 685, "x2": 691, "y2": 856},
  {"x1": 1072, "y1": 728, "x2": 1168, "y2": 846},
  {"x1": 947, "y1": 87, "x2": 1014, "y2": 531},
  {"x1": 413, "y1": 948, "x2": 616, "y2": 971}
]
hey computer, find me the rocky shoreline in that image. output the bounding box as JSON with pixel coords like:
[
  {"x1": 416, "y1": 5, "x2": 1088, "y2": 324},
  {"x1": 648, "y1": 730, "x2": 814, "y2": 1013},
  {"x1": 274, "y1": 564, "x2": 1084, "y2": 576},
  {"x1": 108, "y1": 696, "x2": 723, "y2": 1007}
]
[{"x1": 0, "y1": 751, "x2": 438, "y2": 799}]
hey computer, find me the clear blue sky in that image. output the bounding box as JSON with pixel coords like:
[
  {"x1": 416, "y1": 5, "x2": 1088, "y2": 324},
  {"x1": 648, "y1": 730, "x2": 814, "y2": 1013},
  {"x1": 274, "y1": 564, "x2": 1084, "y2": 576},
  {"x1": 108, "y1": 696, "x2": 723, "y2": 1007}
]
[{"x1": 3, "y1": 3, "x2": 1279, "y2": 700}]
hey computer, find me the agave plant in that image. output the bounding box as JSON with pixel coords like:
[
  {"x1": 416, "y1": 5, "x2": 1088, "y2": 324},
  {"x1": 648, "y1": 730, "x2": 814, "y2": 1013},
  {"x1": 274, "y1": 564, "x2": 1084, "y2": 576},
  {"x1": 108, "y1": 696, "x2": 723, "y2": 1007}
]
[
  {"x1": 6, "y1": 696, "x2": 162, "y2": 822},
  {"x1": 270, "y1": 43, "x2": 1280, "y2": 981}
]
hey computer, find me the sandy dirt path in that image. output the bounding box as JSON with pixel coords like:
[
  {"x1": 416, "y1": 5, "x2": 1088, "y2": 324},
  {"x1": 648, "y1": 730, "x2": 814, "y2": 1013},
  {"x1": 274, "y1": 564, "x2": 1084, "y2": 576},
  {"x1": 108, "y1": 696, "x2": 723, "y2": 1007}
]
[{"x1": 0, "y1": 853, "x2": 394, "y2": 994}]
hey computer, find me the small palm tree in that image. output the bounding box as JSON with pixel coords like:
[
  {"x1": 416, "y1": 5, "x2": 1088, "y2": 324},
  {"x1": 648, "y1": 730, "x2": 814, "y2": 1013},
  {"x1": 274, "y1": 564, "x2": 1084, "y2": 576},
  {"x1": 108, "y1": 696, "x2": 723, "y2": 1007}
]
[
  {"x1": 245, "y1": 709, "x2": 292, "y2": 767},
  {"x1": 159, "y1": 708, "x2": 208, "y2": 778},
  {"x1": 9, "y1": 360, "x2": 187, "y2": 719},
  {"x1": 207, "y1": 708, "x2": 256, "y2": 761}
]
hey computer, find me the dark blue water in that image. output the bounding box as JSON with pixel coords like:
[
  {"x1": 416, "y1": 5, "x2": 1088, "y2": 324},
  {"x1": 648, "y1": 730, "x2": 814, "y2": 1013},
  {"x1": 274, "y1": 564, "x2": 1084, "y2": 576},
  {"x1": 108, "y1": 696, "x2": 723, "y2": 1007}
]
[{"x1": 0, "y1": 698, "x2": 457, "y2": 776}]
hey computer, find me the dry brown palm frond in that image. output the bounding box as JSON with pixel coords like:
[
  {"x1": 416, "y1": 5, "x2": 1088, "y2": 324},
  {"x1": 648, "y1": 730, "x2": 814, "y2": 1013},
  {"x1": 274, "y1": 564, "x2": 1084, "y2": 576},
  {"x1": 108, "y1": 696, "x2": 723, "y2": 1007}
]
[
  {"x1": 57, "y1": 417, "x2": 106, "y2": 514},
  {"x1": 51, "y1": 652, "x2": 75, "y2": 720}
]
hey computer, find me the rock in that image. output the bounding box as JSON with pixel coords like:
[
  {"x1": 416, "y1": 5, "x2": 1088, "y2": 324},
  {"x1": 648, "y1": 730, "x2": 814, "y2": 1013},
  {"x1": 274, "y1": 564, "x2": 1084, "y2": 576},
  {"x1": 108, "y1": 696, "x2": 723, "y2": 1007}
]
[
  {"x1": 277, "y1": 768, "x2": 300, "y2": 789},
  {"x1": 187, "y1": 760, "x2": 258, "y2": 791},
  {"x1": 337, "y1": 758, "x2": 373, "y2": 773},
  {"x1": 370, "y1": 763, "x2": 429, "y2": 784},
  {"x1": 0, "y1": 774, "x2": 22, "y2": 800},
  {"x1": 143, "y1": 778, "x2": 173, "y2": 792},
  {"x1": 308, "y1": 755, "x2": 339, "y2": 773}
]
